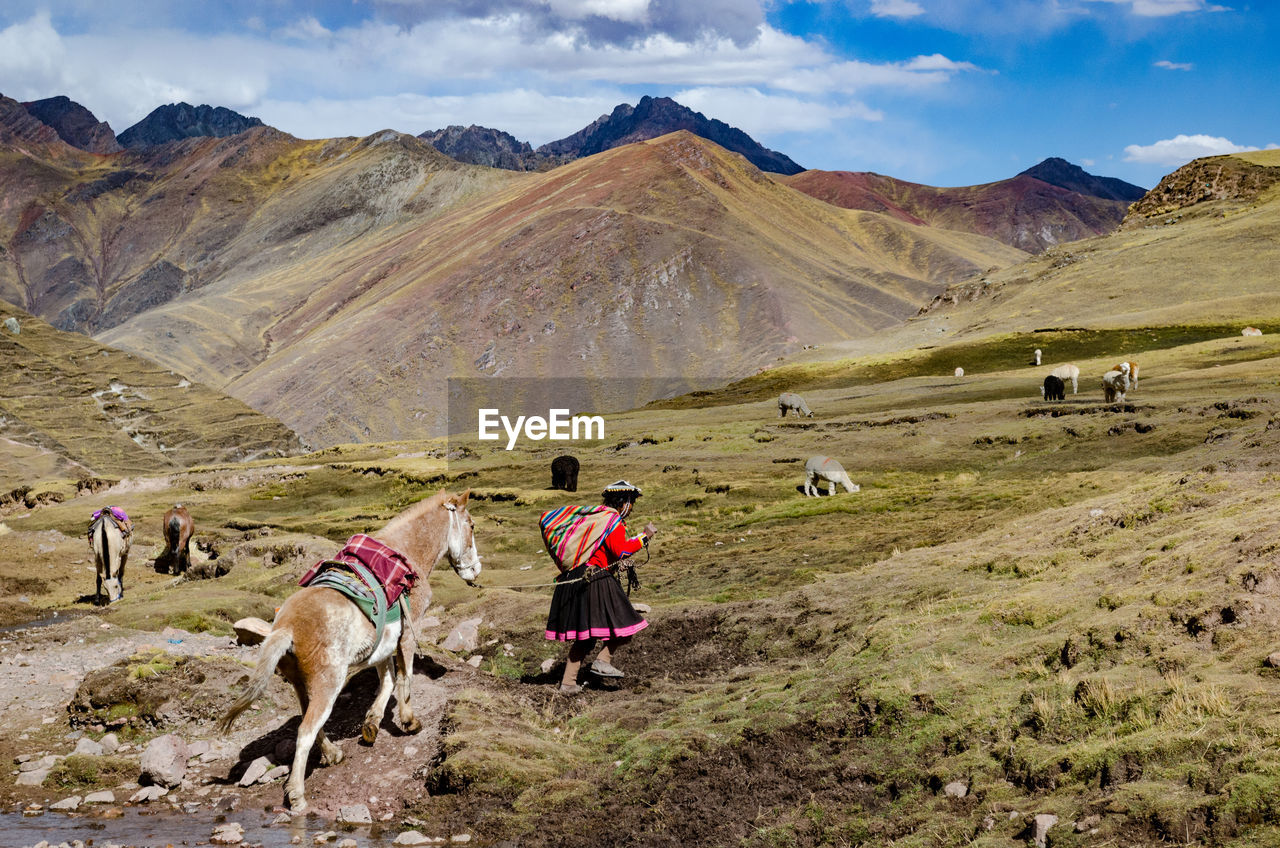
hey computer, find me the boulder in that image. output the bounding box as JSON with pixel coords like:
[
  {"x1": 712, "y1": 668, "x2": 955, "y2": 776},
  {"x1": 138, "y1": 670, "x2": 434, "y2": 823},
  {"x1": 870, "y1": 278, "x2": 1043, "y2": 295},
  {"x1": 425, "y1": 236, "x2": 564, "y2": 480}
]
[
  {"x1": 233, "y1": 617, "x2": 272, "y2": 646},
  {"x1": 50, "y1": 796, "x2": 81, "y2": 811},
  {"x1": 100, "y1": 733, "x2": 120, "y2": 754},
  {"x1": 943, "y1": 781, "x2": 968, "y2": 798},
  {"x1": 337, "y1": 804, "x2": 373, "y2": 824},
  {"x1": 73, "y1": 737, "x2": 104, "y2": 757},
  {"x1": 441, "y1": 617, "x2": 482, "y2": 653},
  {"x1": 140, "y1": 734, "x2": 191, "y2": 788},
  {"x1": 211, "y1": 822, "x2": 245, "y2": 845},
  {"x1": 16, "y1": 769, "x2": 49, "y2": 786},
  {"x1": 1033, "y1": 814, "x2": 1059, "y2": 848},
  {"x1": 238, "y1": 756, "x2": 272, "y2": 787},
  {"x1": 260, "y1": 765, "x2": 290, "y2": 783},
  {"x1": 130, "y1": 785, "x2": 169, "y2": 803}
]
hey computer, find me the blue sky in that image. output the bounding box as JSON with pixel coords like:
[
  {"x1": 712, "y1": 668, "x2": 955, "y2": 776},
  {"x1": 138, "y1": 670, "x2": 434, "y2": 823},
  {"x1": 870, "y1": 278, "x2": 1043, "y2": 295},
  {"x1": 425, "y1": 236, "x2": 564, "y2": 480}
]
[{"x1": 0, "y1": 0, "x2": 1275, "y2": 189}]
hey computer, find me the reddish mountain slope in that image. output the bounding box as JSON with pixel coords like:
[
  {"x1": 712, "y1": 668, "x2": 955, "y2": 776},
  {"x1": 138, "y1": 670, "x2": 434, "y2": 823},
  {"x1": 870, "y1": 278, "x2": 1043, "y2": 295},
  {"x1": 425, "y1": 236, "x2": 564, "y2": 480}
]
[
  {"x1": 0, "y1": 114, "x2": 1024, "y2": 444},
  {"x1": 783, "y1": 167, "x2": 1133, "y2": 253}
]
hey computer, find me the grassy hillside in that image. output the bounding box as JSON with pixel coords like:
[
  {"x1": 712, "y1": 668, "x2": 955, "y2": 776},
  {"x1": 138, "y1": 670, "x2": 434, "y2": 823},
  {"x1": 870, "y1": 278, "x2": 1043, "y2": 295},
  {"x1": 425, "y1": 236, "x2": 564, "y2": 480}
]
[
  {"x1": 0, "y1": 298, "x2": 302, "y2": 498},
  {"x1": 7, "y1": 324, "x2": 1280, "y2": 845}
]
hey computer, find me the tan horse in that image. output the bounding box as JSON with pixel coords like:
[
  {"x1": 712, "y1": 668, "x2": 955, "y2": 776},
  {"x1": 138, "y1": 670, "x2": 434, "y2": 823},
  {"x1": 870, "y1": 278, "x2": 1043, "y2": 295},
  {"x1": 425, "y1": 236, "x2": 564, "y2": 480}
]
[
  {"x1": 89, "y1": 508, "x2": 131, "y2": 604},
  {"x1": 158, "y1": 504, "x2": 194, "y2": 575},
  {"x1": 220, "y1": 490, "x2": 481, "y2": 812}
]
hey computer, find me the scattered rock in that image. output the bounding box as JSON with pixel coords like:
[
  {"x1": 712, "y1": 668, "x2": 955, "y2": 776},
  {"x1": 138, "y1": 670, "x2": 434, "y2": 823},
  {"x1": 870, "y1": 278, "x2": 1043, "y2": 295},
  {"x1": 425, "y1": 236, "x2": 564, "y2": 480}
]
[
  {"x1": 130, "y1": 786, "x2": 169, "y2": 803},
  {"x1": 943, "y1": 781, "x2": 968, "y2": 798},
  {"x1": 451, "y1": 836, "x2": 472, "y2": 844},
  {"x1": 339, "y1": 840, "x2": 359, "y2": 848},
  {"x1": 394, "y1": 833, "x2": 432, "y2": 846},
  {"x1": 314, "y1": 832, "x2": 338, "y2": 844},
  {"x1": 233, "y1": 617, "x2": 271, "y2": 646},
  {"x1": 441, "y1": 618, "x2": 483, "y2": 653},
  {"x1": 239, "y1": 756, "x2": 272, "y2": 787},
  {"x1": 540, "y1": 658, "x2": 556, "y2": 674},
  {"x1": 16, "y1": 769, "x2": 49, "y2": 786},
  {"x1": 141, "y1": 734, "x2": 191, "y2": 788},
  {"x1": 337, "y1": 804, "x2": 373, "y2": 825},
  {"x1": 50, "y1": 796, "x2": 82, "y2": 811},
  {"x1": 3, "y1": 317, "x2": 19, "y2": 335},
  {"x1": 188, "y1": 739, "x2": 211, "y2": 759},
  {"x1": 73, "y1": 737, "x2": 104, "y2": 757},
  {"x1": 100, "y1": 733, "x2": 120, "y2": 754},
  {"x1": 466, "y1": 655, "x2": 483, "y2": 667},
  {"x1": 1033, "y1": 813, "x2": 1059, "y2": 848},
  {"x1": 1075, "y1": 814, "x2": 1101, "y2": 833},
  {"x1": 84, "y1": 790, "x2": 115, "y2": 804},
  {"x1": 1265, "y1": 651, "x2": 1280, "y2": 669},
  {"x1": 260, "y1": 765, "x2": 290, "y2": 783},
  {"x1": 212, "y1": 822, "x2": 245, "y2": 845}
]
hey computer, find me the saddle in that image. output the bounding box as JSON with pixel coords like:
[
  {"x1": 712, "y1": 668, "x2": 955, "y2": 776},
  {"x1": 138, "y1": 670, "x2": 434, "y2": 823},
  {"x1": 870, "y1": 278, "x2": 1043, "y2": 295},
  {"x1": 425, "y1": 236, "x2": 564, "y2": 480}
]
[
  {"x1": 298, "y1": 535, "x2": 419, "y2": 655},
  {"x1": 88, "y1": 505, "x2": 132, "y2": 542}
]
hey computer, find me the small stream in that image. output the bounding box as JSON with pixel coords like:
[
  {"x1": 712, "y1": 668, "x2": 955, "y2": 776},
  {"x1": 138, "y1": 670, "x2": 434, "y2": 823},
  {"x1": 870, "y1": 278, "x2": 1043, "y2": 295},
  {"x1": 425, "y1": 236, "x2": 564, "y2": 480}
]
[{"x1": 1, "y1": 805, "x2": 449, "y2": 847}]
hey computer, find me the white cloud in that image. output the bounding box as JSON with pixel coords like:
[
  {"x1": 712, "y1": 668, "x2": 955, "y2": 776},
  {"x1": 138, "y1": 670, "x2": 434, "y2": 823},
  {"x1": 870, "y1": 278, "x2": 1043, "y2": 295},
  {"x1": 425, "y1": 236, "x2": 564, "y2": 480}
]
[
  {"x1": 870, "y1": 0, "x2": 925, "y2": 19},
  {"x1": 673, "y1": 86, "x2": 883, "y2": 138},
  {"x1": 0, "y1": 9, "x2": 980, "y2": 152},
  {"x1": 1123, "y1": 134, "x2": 1270, "y2": 165},
  {"x1": 275, "y1": 16, "x2": 331, "y2": 40},
  {"x1": 1154, "y1": 60, "x2": 1193, "y2": 70},
  {"x1": 546, "y1": 0, "x2": 651, "y2": 23},
  {"x1": 257, "y1": 89, "x2": 630, "y2": 144},
  {"x1": 1084, "y1": 0, "x2": 1229, "y2": 17}
]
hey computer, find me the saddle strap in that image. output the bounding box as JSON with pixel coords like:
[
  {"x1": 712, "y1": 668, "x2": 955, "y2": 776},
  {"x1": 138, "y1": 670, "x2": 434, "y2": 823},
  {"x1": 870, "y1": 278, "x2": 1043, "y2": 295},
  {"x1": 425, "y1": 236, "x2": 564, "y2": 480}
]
[{"x1": 308, "y1": 562, "x2": 390, "y2": 656}]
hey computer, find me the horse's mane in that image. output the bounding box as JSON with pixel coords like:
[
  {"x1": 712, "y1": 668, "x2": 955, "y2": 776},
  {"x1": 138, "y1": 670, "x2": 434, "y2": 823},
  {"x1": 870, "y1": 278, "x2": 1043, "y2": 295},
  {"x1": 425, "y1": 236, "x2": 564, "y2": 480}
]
[{"x1": 381, "y1": 489, "x2": 452, "y2": 535}]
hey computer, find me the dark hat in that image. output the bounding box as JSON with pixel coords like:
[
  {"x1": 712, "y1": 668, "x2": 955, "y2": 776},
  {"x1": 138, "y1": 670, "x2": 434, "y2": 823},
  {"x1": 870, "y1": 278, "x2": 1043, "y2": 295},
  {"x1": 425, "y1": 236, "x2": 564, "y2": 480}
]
[{"x1": 602, "y1": 480, "x2": 642, "y2": 498}]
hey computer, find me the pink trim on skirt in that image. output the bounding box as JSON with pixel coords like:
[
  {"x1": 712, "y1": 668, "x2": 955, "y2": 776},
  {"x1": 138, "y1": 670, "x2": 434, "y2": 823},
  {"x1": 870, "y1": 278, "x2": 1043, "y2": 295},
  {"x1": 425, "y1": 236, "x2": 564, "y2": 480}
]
[{"x1": 545, "y1": 618, "x2": 649, "y2": 642}]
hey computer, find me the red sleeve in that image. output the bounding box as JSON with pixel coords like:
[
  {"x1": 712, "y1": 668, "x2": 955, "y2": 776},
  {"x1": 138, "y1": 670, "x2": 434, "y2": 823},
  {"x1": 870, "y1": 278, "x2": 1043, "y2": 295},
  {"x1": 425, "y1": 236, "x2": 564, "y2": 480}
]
[{"x1": 589, "y1": 522, "x2": 643, "y2": 567}]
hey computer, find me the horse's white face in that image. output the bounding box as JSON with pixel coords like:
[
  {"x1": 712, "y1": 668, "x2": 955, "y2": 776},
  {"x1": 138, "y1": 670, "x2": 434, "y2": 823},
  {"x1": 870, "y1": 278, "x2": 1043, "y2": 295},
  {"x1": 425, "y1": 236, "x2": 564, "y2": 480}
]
[
  {"x1": 103, "y1": 577, "x2": 123, "y2": 603},
  {"x1": 445, "y1": 502, "x2": 482, "y2": 585}
]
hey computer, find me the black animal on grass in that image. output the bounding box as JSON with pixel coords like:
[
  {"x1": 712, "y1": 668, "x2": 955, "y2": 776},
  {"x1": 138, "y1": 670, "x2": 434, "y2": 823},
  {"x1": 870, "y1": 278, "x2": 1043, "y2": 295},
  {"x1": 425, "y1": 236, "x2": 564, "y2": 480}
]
[
  {"x1": 551, "y1": 455, "x2": 580, "y2": 492},
  {"x1": 1042, "y1": 374, "x2": 1065, "y2": 402}
]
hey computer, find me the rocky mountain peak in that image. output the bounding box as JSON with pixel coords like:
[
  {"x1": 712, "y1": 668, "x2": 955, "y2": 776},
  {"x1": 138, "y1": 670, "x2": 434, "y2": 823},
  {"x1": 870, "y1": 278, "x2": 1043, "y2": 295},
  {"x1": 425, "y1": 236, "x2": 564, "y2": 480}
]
[
  {"x1": 117, "y1": 103, "x2": 266, "y2": 149},
  {"x1": 22, "y1": 96, "x2": 122, "y2": 154},
  {"x1": 1019, "y1": 157, "x2": 1146, "y2": 202},
  {"x1": 537, "y1": 95, "x2": 804, "y2": 175}
]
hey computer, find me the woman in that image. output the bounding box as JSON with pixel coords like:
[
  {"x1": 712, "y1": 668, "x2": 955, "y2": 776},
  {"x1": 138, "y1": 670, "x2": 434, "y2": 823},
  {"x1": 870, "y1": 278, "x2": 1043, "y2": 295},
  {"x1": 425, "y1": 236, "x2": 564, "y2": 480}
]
[{"x1": 546, "y1": 480, "x2": 656, "y2": 695}]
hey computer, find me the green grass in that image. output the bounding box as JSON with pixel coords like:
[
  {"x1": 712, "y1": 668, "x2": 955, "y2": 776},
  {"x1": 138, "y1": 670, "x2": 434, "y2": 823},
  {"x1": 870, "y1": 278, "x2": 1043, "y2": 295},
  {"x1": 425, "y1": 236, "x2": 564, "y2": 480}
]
[{"x1": 8, "y1": 327, "x2": 1280, "y2": 846}]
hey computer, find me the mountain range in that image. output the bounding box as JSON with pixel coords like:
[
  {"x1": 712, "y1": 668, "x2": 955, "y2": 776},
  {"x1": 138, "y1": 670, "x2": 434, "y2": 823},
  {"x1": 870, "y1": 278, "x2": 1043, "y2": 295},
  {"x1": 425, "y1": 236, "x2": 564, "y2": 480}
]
[{"x1": 0, "y1": 88, "x2": 1165, "y2": 452}]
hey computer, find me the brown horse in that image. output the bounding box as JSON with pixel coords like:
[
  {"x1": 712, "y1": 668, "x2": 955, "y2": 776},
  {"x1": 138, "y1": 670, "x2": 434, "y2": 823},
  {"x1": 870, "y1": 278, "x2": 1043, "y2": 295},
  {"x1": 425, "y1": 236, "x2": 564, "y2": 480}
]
[
  {"x1": 89, "y1": 507, "x2": 131, "y2": 604},
  {"x1": 158, "y1": 504, "x2": 194, "y2": 575},
  {"x1": 220, "y1": 490, "x2": 482, "y2": 812}
]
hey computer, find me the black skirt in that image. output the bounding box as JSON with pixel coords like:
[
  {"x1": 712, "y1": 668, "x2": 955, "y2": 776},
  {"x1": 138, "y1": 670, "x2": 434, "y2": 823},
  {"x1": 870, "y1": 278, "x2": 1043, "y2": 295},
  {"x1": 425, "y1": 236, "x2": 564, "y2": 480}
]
[{"x1": 545, "y1": 565, "x2": 648, "y2": 642}]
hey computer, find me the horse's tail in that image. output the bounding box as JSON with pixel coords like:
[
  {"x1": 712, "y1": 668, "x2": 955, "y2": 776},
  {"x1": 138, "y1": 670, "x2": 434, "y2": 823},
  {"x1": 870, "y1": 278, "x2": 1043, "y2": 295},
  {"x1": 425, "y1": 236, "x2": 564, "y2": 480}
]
[
  {"x1": 98, "y1": 519, "x2": 112, "y2": 572},
  {"x1": 165, "y1": 515, "x2": 182, "y2": 553},
  {"x1": 220, "y1": 627, "x2": 292, "y2": 733}
]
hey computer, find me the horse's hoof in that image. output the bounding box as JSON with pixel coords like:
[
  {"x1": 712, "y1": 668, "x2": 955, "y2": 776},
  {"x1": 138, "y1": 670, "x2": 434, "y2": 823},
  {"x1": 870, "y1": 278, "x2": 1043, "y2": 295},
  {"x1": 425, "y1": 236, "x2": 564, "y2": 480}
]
[
  {"x1": 403, "y1": 717, "x2": 422, "y2": 734},
  {"x1": 320, "y1": 747, "x2": 344, "y2": 767},
  {"x1": 287, "y1": 791, "x2": 307, "y2": 812},
  {"x1": 361, "y1": 722, "x2": 378, "y2": 745}
]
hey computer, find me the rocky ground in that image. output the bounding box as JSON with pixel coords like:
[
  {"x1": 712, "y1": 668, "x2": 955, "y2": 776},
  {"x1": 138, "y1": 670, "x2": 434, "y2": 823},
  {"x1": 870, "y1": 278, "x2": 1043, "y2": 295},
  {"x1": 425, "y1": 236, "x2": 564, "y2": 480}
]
[{"x1": 0, "y1": 611, "x2": 494, "y2": 847}]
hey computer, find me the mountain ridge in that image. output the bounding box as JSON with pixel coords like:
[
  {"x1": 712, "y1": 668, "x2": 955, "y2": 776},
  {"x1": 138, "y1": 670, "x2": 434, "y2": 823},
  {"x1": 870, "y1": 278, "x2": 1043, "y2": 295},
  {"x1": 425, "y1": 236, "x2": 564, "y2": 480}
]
[
  {"x1": 117, "y1": 103, "x2": 266, "y2": 149},
  {"x1": 782, "y1": 160, "x2": 1141, "y2": 254}
]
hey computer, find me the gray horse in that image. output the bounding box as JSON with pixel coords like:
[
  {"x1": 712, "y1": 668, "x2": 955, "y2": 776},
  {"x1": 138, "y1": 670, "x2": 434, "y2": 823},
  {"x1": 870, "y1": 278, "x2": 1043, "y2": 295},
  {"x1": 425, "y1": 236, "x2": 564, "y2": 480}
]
[
  {"x1": 778, "y1": 392, "x2": 813, "y2": 418},
  {"x1": 804, "y1": 455, "x2": 860, "y2": 497}
]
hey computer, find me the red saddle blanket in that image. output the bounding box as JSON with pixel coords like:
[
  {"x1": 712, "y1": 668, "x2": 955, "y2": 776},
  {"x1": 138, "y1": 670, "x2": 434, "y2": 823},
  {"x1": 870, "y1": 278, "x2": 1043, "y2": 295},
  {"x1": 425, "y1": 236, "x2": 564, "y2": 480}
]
[{"x1": 299, "y1": 534, "x2": 418, "y2": 606}]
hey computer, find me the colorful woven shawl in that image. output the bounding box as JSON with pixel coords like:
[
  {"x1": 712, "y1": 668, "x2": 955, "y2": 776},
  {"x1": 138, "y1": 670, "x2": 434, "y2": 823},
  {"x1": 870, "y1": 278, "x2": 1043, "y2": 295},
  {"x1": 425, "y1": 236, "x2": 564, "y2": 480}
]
[{"x1": 539, "y1": 505, "x2": 624, "y2": 573}]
